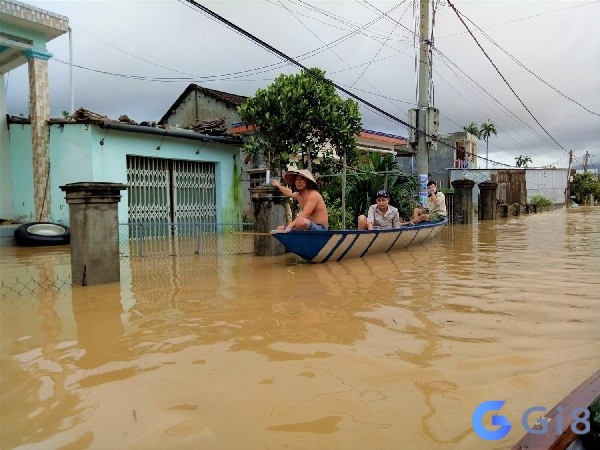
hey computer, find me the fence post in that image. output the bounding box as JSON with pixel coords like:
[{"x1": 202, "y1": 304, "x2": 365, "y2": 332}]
[
  {"x1": 250, "y1": 185, "x2": 287, "y2": 256},
  {"x1": 60, "y1": 182, "x2": 127, "y2": 286},
  {"x1": 478, "y1": 181, "x2": 498, "y2": 221},
  {"x1": 194, "y1": 223, "x2": 200, "y2": 254},
  {"x1": 450, "y1": 179, "x2": 476, "y2": 224}
]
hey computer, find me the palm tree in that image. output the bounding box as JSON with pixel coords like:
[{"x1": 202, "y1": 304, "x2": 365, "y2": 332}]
[
  {"x1": 462, "y1": 122, "x2": 480, "y2": 138},
  {"x1": 480, "y1": 121, "x2": 497, "y2": 169},
  {"x1": 515, "y1": 155, "x2": 532, "y2": 168}
]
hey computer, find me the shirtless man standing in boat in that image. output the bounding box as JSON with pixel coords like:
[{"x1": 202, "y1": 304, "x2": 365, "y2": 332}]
[{"x1": 272, "y1": 169, "x2": 329, "y2": 231}]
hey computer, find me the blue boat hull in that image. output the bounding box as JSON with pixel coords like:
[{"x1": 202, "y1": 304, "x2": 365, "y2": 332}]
[{"x1": 271, "y1": 218, "x2": 447, "y2": 262}]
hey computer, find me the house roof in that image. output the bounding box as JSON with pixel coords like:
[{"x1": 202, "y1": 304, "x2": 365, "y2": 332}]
[
  {"x1": 0, "y1": 0, "x2": 69, "y2": 73},
  {"x1": 158, "y1": 84, "x2": 248, "y2": 124},
  {"x1": 7, "y1": 112, "x2": 243, "y2": 146}
]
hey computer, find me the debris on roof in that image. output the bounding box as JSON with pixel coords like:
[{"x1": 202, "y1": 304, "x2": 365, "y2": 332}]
[
  {"x1": 10, "y1": 108, "x2": 234, "y2": 137},
  {"x1": 185, "y1": 117, "x2": 228, "y2": 136},
  {"x1": 71, "y1": 107, "x2": 108, "y2": 123},
  {"x1": 118, "y1": 114, "x2": 137, "y2": 125}
]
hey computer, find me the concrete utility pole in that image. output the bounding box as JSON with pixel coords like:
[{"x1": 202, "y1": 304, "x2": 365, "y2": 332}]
[
  {"x1": 415, "y1": 0, "x2": 435, "y2": 205},
  {"x1": 566, "y1": 149, "x2": 573, "y2": 205},
  {"x1": 583, "y1": 151, "x2": 590, "y2": 173},
  {"x1": 407, "y1": 0, "x2": 437, "y2": 204},
  {"x1": 416, "y1": 0, "x2": 430, "y2": 178}
]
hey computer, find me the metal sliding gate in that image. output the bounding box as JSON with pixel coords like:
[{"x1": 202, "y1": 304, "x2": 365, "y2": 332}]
[{"x1": 126, "y1": 155, "x2": 216, "y2": 238}]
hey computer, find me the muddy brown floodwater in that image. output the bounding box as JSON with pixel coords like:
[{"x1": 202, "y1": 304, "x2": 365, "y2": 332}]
[{"x1": 1, "y1": 207, "x2": 599, "y2": 449}]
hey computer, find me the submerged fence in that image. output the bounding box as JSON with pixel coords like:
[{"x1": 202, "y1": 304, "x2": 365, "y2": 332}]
[
  {"x1": 1, "y1": 222, "x2": 255, "y2": 297},
  {"x1": 118, "y1": 222, "x2": 255, "y2": 257}
]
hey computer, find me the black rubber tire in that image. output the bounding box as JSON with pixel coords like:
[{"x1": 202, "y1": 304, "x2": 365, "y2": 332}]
[{"x1": 14, "y1": 222, "x2": 71, "y2": 247}]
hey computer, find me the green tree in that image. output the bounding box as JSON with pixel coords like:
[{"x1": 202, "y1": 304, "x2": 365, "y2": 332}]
[
  {"x1": 571, "y1": 172, "x2": 600, "y2": 203},
  {"x1": 237, "y1": 68, "x2": 362, "y2": 175},
  {"x1": 462, "y1": 122, "x2": 480, "y2": 138},
  {"x1": 480, "y1": 121, "x2": 497, "y2": 169},
  {"x1": 515, "y1": 155, "x2": 532, "y2": 168}
]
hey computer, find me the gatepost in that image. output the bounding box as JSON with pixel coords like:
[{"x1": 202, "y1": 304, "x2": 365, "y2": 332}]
[
  {"x1": 250, "y1": 185, "x2": 287, "y2": 256},
  {"x1": 60, "y1": 182, "x2": 127, "y2": 286},
  {"x1": 478, "y1": 181, "x2": 498, "y2": 221},
  {"x1": 450, "y1": 179, "x2": 476, "y2": 224}
]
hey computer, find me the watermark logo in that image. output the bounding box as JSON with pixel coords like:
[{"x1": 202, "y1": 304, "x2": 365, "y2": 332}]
[
  {"x1": 472, "y1": 400, "x2": 512, "y2": 440},
  {"x1": 472, "y1": 401, "x2": 592, "y2": 440}
]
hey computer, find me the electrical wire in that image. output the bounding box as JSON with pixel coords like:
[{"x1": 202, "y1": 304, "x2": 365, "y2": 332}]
[
  {"x1": 33, "y1": 0, "x2": 595, "y2": 168},
  {"x1": 455, "y1": 9, "x2": 599, "y2": 117},
  {"x1": 446, "y1": 0, "x2": 568, "y2": 155}
]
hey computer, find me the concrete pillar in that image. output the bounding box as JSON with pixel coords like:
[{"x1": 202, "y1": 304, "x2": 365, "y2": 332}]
[
  {"x1": 0, "y1": 73, "x2": 13, "y2": 219},
  {"x1": 250, "y1": 186, "x2": 286, "y2": 256},
  {"x1": 451, "y1": 179, "x2": 475, "y2": 224},
  {"x1": 478, "y1": 181, "x2": 498, "y2": 221},
  {"x1": 514, "y1": 203, "x2": 522, "y2": 216},
  {"x1": 26, "y1": 50, "x2": 53, "y2": 222},
  {"x1": 60, "y1": 182, "x2": 127, "y2": 286}
]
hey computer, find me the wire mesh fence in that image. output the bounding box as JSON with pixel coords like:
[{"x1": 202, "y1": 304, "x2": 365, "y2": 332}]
[
  {"x1": 119, "y1": 222, "x2": 254, "y2": 257},
  {"x1": 1, "y1": 222, "x2": 255, "y2": 297},
  {"x1": 0, "y1": 272, "x2": 73, "y2": 298}
]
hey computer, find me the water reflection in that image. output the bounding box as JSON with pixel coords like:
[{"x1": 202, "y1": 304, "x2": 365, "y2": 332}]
[
  {"x1": 1, "y1": 207, "x2": 599, "y2": 449},
  {"x1": 72, "y1": 284, "x2": 130, "y2": 369}
]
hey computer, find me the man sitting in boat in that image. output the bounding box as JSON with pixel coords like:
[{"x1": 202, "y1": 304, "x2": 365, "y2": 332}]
[
  {"x1": 357, "y1": 190, "x2": 404, "y2": 230},
  {"x1": 409, "y1": 180, "x2": 447, "y2": 225},
  {"x1": 272, "y1": 169, "x2": 329, "y2": 232}
]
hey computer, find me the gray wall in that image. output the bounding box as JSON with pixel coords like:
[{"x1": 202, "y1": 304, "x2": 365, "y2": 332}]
[
  {"x1": 397, "y1": 131, "x2": 477, "y2": 190},
  {"x1": 165, "y1": 91, "x2": 241, "y2": 130},
  {"x1": 449, "y1": 168, "x2": 568, "y2": 205}
]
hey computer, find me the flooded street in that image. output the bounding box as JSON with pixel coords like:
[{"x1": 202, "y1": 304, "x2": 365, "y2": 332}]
[{"x1": 1, "y1": 207, "x2": 599, "y2": 449}]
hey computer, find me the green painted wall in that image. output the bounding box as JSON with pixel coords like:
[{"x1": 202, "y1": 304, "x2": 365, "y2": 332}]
[{"x1": 7, "y1": 122, "x2": 242, "y2": 225}]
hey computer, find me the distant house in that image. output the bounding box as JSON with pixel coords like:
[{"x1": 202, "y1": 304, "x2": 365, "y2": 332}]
[
  {"x1": 397, "y1": 131, "x2": 479, "y2": 188},
  {"x1": 162, "y1": 84, "x2": 410, "y2": 219},
  {"x1": 159, "y1": 83, "x2": 247, "y2": 131}
]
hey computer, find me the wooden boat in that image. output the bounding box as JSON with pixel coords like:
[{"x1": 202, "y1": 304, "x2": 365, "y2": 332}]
[
  {"x1": 512, "y1": 369, "x2": 600, "y2": 450},
  {"x1": 270, "y1": 218, "x2": 447, "y2": 263}
]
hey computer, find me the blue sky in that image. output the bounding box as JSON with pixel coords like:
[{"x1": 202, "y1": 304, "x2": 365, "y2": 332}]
[{"x1": 4, "y1": 0, "x2": 600, "y2": 169}]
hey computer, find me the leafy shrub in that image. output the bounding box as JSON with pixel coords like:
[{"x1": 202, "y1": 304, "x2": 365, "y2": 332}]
[
  {"x1": 321, "y1": 192, "x2": 355, "y2": 230},
  {"x1": 529, "y1": 195, "x2": 552, "y2": 206}
]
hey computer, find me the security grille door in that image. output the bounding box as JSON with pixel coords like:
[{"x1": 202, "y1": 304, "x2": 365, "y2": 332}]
[
  {"x1": 173, "y1": 159, "x2": 216, "y2": 235},
  {"x1": 127, "y1": 156, "x2": 216, "y2": 238}
]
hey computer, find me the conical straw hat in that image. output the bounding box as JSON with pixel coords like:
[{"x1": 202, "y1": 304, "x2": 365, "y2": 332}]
[{"x1": 283, "y1": 169, "x2": 319, "y2": 190}]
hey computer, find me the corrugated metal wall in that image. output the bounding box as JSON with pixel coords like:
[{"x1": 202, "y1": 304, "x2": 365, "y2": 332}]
[{"x1": 526, "y1": 169, "x2": 568, "y2": 203}]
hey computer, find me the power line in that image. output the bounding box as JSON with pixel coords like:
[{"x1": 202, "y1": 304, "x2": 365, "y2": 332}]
[
  {"x1": 439, "y1": 0, "x2": 600, "y2": 38},
  {"x1": 446, "y1": 0, "x2": 569, "y2": 156},
  {"x1": 42, "y1": 1, "x2": 589, "y2": 168},
  {"x1": 179, "y1": 0, "x2": 516, "y2": 168},
  {"x1": 456, "y1": 10, "x2": 599, "y2": 118},
  {"x1": 181, "y1": 0, "x2": 415, "y2": 130}
]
